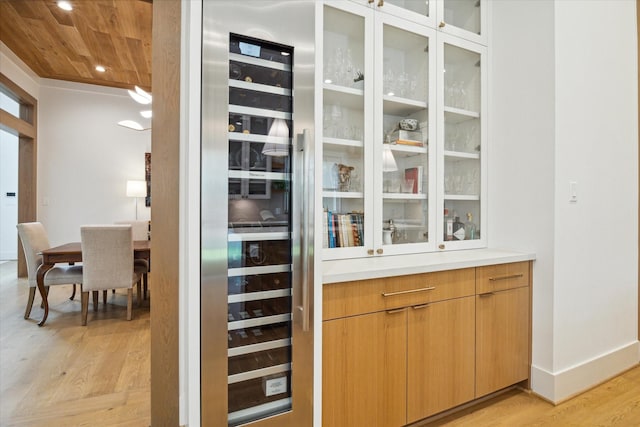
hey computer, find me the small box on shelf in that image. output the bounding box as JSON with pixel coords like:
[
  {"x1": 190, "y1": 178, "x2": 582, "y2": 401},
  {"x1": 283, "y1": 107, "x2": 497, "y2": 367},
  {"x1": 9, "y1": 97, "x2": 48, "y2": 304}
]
[{"x1": 389, "y1": 130, "x2": 424, "y2": 147}]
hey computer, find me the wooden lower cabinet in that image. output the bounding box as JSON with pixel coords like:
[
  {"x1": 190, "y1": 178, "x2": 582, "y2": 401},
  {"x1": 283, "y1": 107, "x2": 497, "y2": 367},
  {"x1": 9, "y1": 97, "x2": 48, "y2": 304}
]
[
  {"x1": 323, "y1": 261, "x2": 531, "y2": 426},
  {"x1": 476, "y1": 286, "x2": 530, "y2": 397},
  {"x1": 407, "y1": 296, "x2": 475, "y2": 423},
  {"x1": 323, "y1": 309, "x2": 407, "y2": 427}
]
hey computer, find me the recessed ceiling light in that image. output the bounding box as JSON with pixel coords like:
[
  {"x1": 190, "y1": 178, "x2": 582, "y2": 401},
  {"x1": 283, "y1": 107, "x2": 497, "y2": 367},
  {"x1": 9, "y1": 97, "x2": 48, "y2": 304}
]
[
  {"x1": 324, "y1": 79, "x2": 332, "y2": 84},
  {"x1": 57, "y1": 1, "x2": 73, "y2": 11},
  {"x1": 95, "y1": 65, "x2": 106, "y2": 73}
]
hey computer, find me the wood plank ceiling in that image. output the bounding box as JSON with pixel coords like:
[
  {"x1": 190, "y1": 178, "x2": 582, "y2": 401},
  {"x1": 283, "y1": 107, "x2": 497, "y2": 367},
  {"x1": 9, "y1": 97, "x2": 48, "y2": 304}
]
[{"x1": 0, "y1": 0, "x2": 152, "y2": 91}]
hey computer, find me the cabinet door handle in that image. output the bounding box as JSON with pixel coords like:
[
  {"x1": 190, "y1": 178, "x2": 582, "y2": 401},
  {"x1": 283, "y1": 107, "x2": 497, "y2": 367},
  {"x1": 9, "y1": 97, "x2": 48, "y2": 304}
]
[
  {"x1": 382, "y1": 286, "x2": 436, "y2": 297},
  {"x1": 489, "y1": 273, "x2": 524, "y2": 282},
  {"x1": 479, "y1": 292, "x2": 495, "y2": 297},
  {"x1": 412, "y1": 303, "x2": 430, "y2": 310},
  {"x1": 367, "y1": 249, "x2": 374, "y2": 256},
  {"x1": 378, "y1": 0, "x2": 384, "y2": 6},
  {"x1": 439, "y1": 21, "x2": 446, "y2": 28},
  {"x1": 386, "y1": 307, "x2": 407, "y2": 314},
  {"x1": 376, "y1": 248, "x2": 383, "y2": 254},
  {"x1": 368, "y1": 0, "x2": 374, "y2": 3}
]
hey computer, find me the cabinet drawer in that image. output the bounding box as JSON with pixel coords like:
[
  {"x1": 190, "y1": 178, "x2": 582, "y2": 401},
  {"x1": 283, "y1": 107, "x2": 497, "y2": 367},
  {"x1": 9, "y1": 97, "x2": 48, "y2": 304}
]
[
  {"x1": 476, "y1": 261, "x2": 530, "y2": 294},
  {"x1": 324, "y1": 268, "x2": 475, "y2": 320}
]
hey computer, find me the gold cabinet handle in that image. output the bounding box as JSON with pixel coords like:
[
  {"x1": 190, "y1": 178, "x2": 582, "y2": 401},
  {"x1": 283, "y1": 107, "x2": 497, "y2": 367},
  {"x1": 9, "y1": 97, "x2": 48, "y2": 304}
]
[
  {"x1": 439, "y1": 21, "x2": 446, "y2": 28},
  {"x1": 367, "y1": 249, "x2": 374, "y2": 256},
  {"x1": 368, "y1": 0, "x2": 374, "y2": 3},
  {"x1": 386, "y1": 307, "x2": 406, "y2": 314},
  {"x1": 438, "y1": 244, "x2": 445, "y2": 250},
  {"x1": 382, "y1": 286, "x2": 435, "y2": 297},
  {"x1": 412, "y1": 303, "x2": 430, "y2": 310},
  {"x1": 376, "y1": 248, "x2": 383, "y2": 254},
  {"x1": 378, "y1": 0, "x2": 384, "y2": 6},
  {"x1": 489, "y1": 273, "x2": 524, "y2": 282}
]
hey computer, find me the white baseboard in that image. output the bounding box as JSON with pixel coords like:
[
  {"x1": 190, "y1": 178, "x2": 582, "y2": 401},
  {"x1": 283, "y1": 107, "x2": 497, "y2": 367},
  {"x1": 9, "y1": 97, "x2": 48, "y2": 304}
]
[
  {"x1": 531, "y1": 341, "x2": 640, "y2": 403},
  {"x1": 0, "y1": 251, "x2": 17, "y2": 261}
]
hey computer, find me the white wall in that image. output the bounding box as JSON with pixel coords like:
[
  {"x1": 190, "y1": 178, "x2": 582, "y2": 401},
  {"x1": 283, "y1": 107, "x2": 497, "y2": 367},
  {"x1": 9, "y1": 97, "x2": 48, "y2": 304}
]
[
  {"x1": 490, "y1": 0, "x2": 639, "y2": 403},
  {"x1": 0, "y1": 129, "x2": 18, "y2": 260},
  {"x1": 0, "y1": 44, "x2": 151, "y2": 246},
  {"x1": 38, "y1": 79, "x2": 151, "y2": 244}
]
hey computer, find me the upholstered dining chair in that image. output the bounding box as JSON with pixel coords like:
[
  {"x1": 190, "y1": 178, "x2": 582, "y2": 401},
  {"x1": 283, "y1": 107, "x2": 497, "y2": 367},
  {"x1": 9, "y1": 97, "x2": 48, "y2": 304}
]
[
  {"x1": 114, "y1": 220, "x2": 150, "y2": 299},
  {"x1": 16, "y1": 222, "x2": 83, "y2": 320},
  {"x1": 80, "y1": 225, "x2": 146, "y2": 325}
]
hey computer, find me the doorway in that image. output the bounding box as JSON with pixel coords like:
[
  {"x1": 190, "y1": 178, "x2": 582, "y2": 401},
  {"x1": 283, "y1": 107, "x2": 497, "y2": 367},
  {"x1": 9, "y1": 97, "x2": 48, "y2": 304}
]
[{"x1": 0, "y1": 92, "x2": 20, "y2": 261}]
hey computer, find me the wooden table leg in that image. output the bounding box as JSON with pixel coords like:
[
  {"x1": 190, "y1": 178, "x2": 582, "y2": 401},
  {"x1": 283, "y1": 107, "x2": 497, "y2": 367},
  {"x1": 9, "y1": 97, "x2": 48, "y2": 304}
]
[{"x1": 36, "y1": 263, "x2": 54, "y2": 327}]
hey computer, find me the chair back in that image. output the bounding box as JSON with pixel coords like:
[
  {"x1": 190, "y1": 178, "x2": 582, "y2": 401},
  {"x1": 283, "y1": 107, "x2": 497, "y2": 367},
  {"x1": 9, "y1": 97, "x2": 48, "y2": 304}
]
[
  {"x1": 81, "y1": 225, "x2": 134, "y2": 292},
  {"x1": 114, "y1": 220, "x2": 149, "y2": 241},
  {"x1": 16, "y1": 222, "x2": 51, "y2": 286}
]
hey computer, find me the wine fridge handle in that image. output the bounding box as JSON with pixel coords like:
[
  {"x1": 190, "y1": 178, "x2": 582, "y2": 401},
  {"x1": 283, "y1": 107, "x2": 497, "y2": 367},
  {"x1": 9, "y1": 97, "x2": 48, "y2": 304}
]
[{"x1": 298, "y1": 129, "x2": 312, "y2": 332}]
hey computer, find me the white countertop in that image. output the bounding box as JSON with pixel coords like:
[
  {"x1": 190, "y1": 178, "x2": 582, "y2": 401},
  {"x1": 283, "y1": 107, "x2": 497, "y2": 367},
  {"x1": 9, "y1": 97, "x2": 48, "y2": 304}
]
[{"x1": 322, "y1": 248, "x2": 536, "y2": 284}]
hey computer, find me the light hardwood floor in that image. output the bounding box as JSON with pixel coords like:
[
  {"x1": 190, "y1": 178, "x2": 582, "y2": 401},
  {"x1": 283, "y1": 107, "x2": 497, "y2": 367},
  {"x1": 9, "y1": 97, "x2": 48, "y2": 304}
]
[
  {"x1": 0, "y1": 261, "x2": 150, "y2": 427},
  {"x1": 1, "y1": 261, "x2": 639, "y2": 426}
]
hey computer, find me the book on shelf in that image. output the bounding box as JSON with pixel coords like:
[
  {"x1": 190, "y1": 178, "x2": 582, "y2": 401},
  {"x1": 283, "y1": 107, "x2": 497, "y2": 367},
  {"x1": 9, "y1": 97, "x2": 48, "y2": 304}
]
[
  {"x1": 404, "y1": 166, "x2": 423, "y2": 194},
  {"x1": 323, "y1": 210, "x2": 364, "y2": 248}
]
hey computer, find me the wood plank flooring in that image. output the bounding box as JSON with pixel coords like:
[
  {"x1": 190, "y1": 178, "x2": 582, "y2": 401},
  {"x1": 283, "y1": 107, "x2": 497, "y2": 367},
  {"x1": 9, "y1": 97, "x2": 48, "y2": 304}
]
[
  {"x1": 0, "y1": 261, "x2": 150, "y2": 426},
  {"x1": 1, "y1": 260, "x2": 639, "y2": 426}
]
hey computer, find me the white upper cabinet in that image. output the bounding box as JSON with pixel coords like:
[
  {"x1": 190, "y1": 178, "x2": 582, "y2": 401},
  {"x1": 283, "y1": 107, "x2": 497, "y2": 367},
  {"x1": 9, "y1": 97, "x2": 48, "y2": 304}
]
[{"x1": 321, "y1": 0, "x2": 486, "y2": 260}]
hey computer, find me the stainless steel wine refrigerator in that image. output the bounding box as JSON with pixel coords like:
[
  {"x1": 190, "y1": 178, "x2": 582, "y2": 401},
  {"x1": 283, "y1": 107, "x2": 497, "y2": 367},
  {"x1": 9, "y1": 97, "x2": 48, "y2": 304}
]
[{"x1": 200, "y1": 1, "x2": 315, "y2": 426}]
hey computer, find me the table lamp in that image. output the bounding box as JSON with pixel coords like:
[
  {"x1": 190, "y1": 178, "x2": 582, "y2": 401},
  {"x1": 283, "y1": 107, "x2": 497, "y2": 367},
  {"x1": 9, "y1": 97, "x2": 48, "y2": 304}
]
[{"x1": 126, "y1": 180, "x2": 147, "y2": 220}]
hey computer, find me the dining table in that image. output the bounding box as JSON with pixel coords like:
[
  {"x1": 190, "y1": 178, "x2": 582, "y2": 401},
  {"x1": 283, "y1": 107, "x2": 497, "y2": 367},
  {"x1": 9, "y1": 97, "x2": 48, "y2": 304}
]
[{"x1": 35, "y1": 240, "x2": 151, "y2": 326}]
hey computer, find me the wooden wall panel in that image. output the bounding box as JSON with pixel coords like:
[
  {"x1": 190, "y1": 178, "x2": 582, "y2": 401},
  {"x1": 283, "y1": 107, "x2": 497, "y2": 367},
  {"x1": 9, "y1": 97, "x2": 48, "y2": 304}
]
[
  {"x1": 150, "y1": 0, "x2": 181, "y2": 425},
  {"x1": 637, "y1": 0, "x2": 639, "y2": 340}
]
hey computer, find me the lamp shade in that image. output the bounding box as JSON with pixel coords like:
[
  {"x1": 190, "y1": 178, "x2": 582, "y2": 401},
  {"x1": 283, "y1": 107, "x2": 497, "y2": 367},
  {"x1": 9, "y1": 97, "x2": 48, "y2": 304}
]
[
  {"x1": 126, "y1": 180, "x2": 147, "y2": 198},
  {"x1": 262, "y1": 118, "x2": 290, "y2": 157},
  {"x1": 382, "y1": 144, "x2": 398, "y2": 172}
]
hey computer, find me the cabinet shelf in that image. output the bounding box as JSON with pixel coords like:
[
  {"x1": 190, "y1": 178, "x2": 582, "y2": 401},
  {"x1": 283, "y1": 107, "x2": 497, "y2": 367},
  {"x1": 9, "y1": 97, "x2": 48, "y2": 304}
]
[
  {"x1": 444, "y1": 150, "x2": 480, "y2": 159},
  {"x1": 324, "y1": 83, "x2": 364, "y2": 110},
  {"x1": 383, "y1": 94, "x2": 428, "y2": 116},
  {"x1": 324, "y1": 137, "x2": 364, "y2": 148},
  {"x1": 444, "y1": 194, "x2": 480, "y2": 201},
  {"x1": 323, "y1": 191, "x2": 364, "y2": 199},
  {"x1": 444, "y1": 106, "x2": 480, "y2": 123},
  {"x1": 389, "y1": 144, "x2": 428, "y2": 156},
  {"x1": 383, "y1": 193, "x2": 427, "y2": 200}
]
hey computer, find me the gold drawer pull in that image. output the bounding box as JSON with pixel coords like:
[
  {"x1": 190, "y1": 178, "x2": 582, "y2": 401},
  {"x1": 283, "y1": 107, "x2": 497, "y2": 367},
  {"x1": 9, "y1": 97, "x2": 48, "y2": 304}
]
[
  {"x1": 382, "y1": 286, "x2": 436, "y2": 297},
  {"x1": 386, "y1": 307, "x2": 407, "y2": 314},
  {"x1": 412, "y1": 303, "x2": 430, "y2": 310},
  {"x1": 489, "y1": 273, "x2": 524, "y2": 282},
  {"x1": 479, "y1": 292, "x2": 495, "y2": 297}
]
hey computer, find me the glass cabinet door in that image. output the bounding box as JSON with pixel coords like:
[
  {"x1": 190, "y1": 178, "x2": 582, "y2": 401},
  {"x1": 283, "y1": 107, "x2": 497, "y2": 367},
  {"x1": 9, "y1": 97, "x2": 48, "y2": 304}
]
[
  {"x1": 376, "y1": 0, "x2": 436, "y2": 28},
  {"x1": 437, "y1": 0, "x2": 486, "y2": 45},
  {"x1": 322, "y1": 3, "x2": 372, "y2": 258},
  {"x1": 375, "y1": 15, "x2": 436, "y2": 254},
  {"x1": 438, "y1": 34, "x2": 486, "y2": 249}
]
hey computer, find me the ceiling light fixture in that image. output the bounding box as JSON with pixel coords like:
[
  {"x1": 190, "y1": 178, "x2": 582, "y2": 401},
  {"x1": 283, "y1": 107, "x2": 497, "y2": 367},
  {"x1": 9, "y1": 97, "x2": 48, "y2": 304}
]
[
  {"x1": 120, "y1": 86, "x2": 152, "y2": 131},
  {"x1": 118, "y1": 120, "x2": 150, "y2": 131},
  {"x1": 127, "y1": 85, "x2": 152, "y2": 105},
  {"x1": 57, "y1": 1, "x2": 73, "y2": 11},
  {"x1": 95, "y1": 65, "x2": 106, "y2": 73}
]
